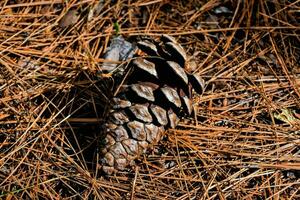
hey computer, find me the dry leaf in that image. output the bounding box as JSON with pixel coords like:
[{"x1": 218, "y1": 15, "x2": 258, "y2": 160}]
[{"x1": 59, "y1": 9, "x2": 79, "y2": 28}]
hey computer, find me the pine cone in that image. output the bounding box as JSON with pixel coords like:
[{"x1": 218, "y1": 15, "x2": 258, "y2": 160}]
[{"x1": 100, "y1": 35, "x2": 205, "y2": 174}]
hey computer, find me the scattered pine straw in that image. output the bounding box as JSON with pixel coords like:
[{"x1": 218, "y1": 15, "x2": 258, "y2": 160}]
[{"x1": 0, "y1": 0, "x2": 299, "y2": 199}]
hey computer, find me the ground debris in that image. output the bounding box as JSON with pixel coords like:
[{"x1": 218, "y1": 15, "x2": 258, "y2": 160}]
[{"x1": 0, "y1": 0, "x2": 299, "y2": 199}]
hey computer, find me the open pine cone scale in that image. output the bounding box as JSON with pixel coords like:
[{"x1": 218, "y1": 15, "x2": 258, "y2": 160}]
[{"x1": 100, "y1": 35, "x2": 205, "y2": 174}]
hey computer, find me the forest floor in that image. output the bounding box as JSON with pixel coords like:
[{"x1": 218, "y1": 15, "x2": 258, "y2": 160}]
[{"x1": 0, "y1": 0, "x2": 299, "y2": 199}]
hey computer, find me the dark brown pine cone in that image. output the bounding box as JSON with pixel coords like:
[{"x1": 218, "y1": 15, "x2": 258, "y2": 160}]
[{"x1": 100, "y1": 35, "x2": 205, "y2": 174}]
